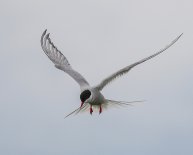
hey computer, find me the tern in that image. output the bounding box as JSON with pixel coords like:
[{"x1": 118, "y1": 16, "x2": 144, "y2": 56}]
[{"x1": 40, "y1": 30, "x2": 182, "y2": 118}]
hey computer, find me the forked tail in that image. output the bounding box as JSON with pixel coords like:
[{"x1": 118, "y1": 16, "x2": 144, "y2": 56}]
[
  {"x1": 104, "y1": 99, "x2": 145, "y2": 108},
  {"x1": 64, "y1": 99, "x2": 145, "y2": 118}
]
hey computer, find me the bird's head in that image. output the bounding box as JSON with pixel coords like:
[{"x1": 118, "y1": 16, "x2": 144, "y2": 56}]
[{"x1": 80, "y1": 89, "x2": 92, "y2": 104}]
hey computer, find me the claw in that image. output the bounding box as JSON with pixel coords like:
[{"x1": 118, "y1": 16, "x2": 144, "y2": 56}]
[
  {"x1": 90, "y1": 105, "x2": 93, "y2": 115},
  {"x1": 99, "y1": 105, "x2": 102, "y2": 114}
]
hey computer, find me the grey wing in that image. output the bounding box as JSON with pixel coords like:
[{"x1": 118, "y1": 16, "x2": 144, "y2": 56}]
[
  {"x1": 95, "y1": 33, "x2": 183, "y2": 91},
  {"x1": 41, "y1": 30, "x2": 90, "y2": 89}
]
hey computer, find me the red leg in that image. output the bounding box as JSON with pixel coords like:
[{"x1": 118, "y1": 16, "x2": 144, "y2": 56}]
[
  {"x1": 80, "y1": 102, "x2": 84, "y2": 107},
  {"x1": 90, "y1": 105, "x2": 93, "y2": 115},
  {"x1": 99, "y1": 105, "x2": 102, "y2": 114}
]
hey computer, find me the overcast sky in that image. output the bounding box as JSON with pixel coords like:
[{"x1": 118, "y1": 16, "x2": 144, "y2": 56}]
[{"x1": 0, "y1": 0, "x2": 193, "y2": 155}]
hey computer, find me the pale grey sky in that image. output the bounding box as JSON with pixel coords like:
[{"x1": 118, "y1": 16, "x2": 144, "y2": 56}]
[{"x1": 0, "y1": 0, "x2": 193, "y2": 155}]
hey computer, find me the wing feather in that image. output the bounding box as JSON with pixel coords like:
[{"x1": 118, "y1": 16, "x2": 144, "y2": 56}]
[
  {"x1": 41, "y1": 30, "x2": 89, "y2": 89},
  {"x1": 95, "y1": 33, "x2": 183, "y2": 91}
]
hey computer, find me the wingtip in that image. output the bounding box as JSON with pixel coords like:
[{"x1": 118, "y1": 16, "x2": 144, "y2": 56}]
[
  {"x1": 172, "y1": 33, "x2": 183, "y2": 43},
  {"x1": 175, "y1": 33, "x2": 183, "y2": 42},
  {"x1": 179, "y1": 33, "x2": 183, "y2": 37},
  {"x1": 41, "y1": 29, "x2": 48, "y2": 44},
  {"x1": 42, "y1": 29, "x2": 47, "y2": 36},
  {"x1": 45, "y1": 33, "x2": 50, "y2": 39}
]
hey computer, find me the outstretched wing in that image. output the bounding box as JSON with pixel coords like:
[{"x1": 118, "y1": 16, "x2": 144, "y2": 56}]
[
  {"x1": 41, "y1": 30, "x2": 90, "y2": 90},
  {"x1": 95, "y1": 33, "x2": 183, "y2": 91}
]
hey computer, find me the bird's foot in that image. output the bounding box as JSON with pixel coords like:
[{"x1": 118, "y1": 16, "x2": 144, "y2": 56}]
[
  {"x1": 90, "y1": 106, "x2": 93, "y2": 115},
  {"x1": 99, "y1": 105, "x2": 102, "y2": 114}
]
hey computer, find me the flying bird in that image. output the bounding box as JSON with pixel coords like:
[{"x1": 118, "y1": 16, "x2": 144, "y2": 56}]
[{"x1": 40, "y1": 30, "x2": 182, "y2": 118}]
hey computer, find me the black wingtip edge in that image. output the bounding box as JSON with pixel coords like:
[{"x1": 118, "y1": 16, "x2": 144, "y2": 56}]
[
  {"x1": 180, "y1": 33, "x2": 183, "y2": 37},
  {"x1": 42, "y1": 29, "x2": 47, "y2": 36},
  {"x1": 176, "y1": 33, "x2": 183, "y2": 41}
]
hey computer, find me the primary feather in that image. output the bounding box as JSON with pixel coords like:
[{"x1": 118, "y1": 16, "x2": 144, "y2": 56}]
[{"x1": 41, "y1": 30, "x2": 90, "y2": 90}]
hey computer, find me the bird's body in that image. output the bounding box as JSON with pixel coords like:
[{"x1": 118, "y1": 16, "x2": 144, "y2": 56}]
[
  {"x1": 40, "y1": 30, "x2": 182, "y2": 117},
  {"x1": 82, "y1": 88, "x2": 105, "y2": 106},
  {"x1": 80, "y1": 88, "x2": 106, "y2": 114}
]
